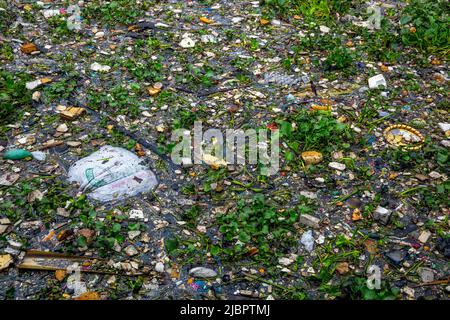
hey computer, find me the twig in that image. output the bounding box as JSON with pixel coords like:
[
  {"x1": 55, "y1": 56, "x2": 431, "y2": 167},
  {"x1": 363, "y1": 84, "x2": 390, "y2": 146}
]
[{"x1": 412, "y1": 278, "x2": 450, "y2": 288}]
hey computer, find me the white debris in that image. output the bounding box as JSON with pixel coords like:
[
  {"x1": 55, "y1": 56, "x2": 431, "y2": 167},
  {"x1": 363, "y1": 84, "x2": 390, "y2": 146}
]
[
  {"x1": 188, "y1": 267, "x2": 217, "y2": 278},
  {"x1": 155, "y1": 262, "x2": 165, "y2": 273},
  {"x1": 271, "y1": 19, "x2": 281, "y2": 26},
  {"x1": 438, "y1": 123, "x2": 450, "y2": 132},
  {"x1": 201, "y1": 34, "x2": 217, "y2": 43},
  {"x1": 301, "y1": 230, "x2": 315, "y2": 252},
  {"x1": 368, "y1": 74, "x2": 387, "y2": 89},
  {"x1": 32, "y1": 91, "x2": 41, "y2": 101},
  {"x1": 278, "y1": 257, "x2": 293, "y2": 266},
  {"x1": 328, "y1": 162, "x2": 346, "y2": 171},
  {"x1": 155, "y1": 22, "x2": 169, "y2": 28},
  {"x1": 316, "y1": 234, "x2": 325, "y2": 244},
  {"x1": 319, "y1": 25, "x2": 330, "y2": 33},
  {"x1": 128, "y1": 209, "x2": 145, "y2": 220},
  {"x1": 299, "y1": 191, "x2": 318, "y2": 199},
  {"x1": 94, "y1": 31, "x2": 105, "y2": 38},
  {"x1": 179, "y1": 37, "x2": 196, "y2": 48},
  {"x1": 429, "y1": 171, "x2": 442, "y2": 179},
  {"x1": 0, "y1": 174, "x2": 20, "y2": 186},
  {"x1": 128, "y1": 230, "x2": 141, "y2": 240},
  {"x1": 56, "y1": 123, "x2": 69, "y2": 133},
  {"x1": 441, "y1": 140, "x2": 450, "y2": 148},
  {"x1": 7, "y1": 239, "x2": 22, "y2": 249},
  {"x1": 90, "y1": 62, "x2": 111, "y2": 72},
  {"x1": 68, "y1": 146, "x2": 158, "y2": 202},
  {"x1": 43, "y1": 9, "x2": 61, "y2": 19},
  {"x1": 418, "y1": 230, "x2": 432, "y2": 243},
  {"x1": 419, "y1": 267, "x2": 434, "y2": 283},
  {"x1": 26, "y1": 79, "x2": 43, "y2": 90}
]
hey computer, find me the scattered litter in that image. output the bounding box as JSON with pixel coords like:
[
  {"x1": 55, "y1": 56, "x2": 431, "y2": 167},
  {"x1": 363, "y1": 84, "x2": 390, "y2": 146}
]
[
  {"x1": 90, "y1": 62, "x2": 111, "y2": 72},
  {"x1": 73, "y1": 292, "x2": 101, "y2": 300},
  {"x1": 319, "y1": 25, "x2": 330, "y2": 33},
  {"x1": 438, "y1": 123, "x2": 450, "y2": 135},
  {"x1": 3, "y1": 148, "x2": 46, "y2": 161},
  {"x1": 128, "y1": 209, "x2": 145, "y2": 221},
  {"x1": 418, "y1": 230, "x2": 432, "y2": 243},
  {"x1": 352, "y1": 208, "x2": 362, "y2": 221},
  {"x1": 300, "y1": 230, "x2": 315, "y2": 252},
  {"x1": 328, "y1": 162, "x2": 346, "y2": 171},
  {"x1": 262, "y1": 71, "x2": 309, "y2": 86},
  {"x1": 179, "y1": 37, "x2": 196, "y2": 48},
  {"x1": 56, "y1": 123, "x2": 69, "y2": 133},
  {"x1": 68, "y1": 146, "x2": 158, "y2": 202},
  {"x1": 26, "y1": 78, "x2": 51, "y2": 90},
  {"x1": 189, "y1": 267, "x2": 217, "y2": 278},
  {"x1": 124, "y1": 245, "x2": 139, "y2": 256},
  {"x1": 43, "y1": 9, "x2": 61, "y2": 19},
  {"x1": 383, "y1": 124, "x2": 425, "y2": 150},
  {"x1": 201, "y1": 34, "x2": 217, "y2": 43},
  {"x1": 0, "y1": 173, "x2": 20, "y2": 186},
  {"x1": 189, "y1": 280, "x2": 209, "y2": 293},
  {"x1": 368, "y1": 74, "x2": 387, "y2": 89},
  {"x1": 271, "y1": 19, "x2": 281, "y2": 26},
  {"x1": 310, "y1": 105, "x2": 331, "y2": 111},
  {"x1": 418, "y1": 268, "x2": 434, "y2": 283},
  {"x1": 199, "y1": 17, "x2": 214, "y2": 24},
  {"x1": 18, "y1": 250, "x2": 140, "y2": 275},
  {"x1": 373, "y1": 206, "x2": 392, "y2": 225},
  {"x1": 299, "y1": 191, "x2": 318, "y2": 199},
  {"x1": 59, "y1": 106, "x2": 86, "y2": 120},
  {"x1": 155, "y1": 262, "x2": 165, "y2": 273},
  {"x1": 336, "y1": 262, "x2": 350, "y2": 275}
]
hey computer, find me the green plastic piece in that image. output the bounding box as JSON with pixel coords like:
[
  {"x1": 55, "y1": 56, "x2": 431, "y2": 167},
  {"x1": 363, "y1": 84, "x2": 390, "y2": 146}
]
[{"x1": 3, "y1": 149, "x2": 33, "y2": 160}]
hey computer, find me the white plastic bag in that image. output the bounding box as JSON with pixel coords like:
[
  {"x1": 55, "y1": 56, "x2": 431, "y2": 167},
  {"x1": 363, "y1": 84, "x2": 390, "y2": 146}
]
[{"x1": 68, "y1": 146, "x2": 158, "y2": 202}]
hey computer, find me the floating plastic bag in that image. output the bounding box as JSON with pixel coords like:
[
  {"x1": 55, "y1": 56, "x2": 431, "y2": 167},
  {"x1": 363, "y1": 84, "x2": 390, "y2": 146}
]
[{"x1": 68, "y1": 146, "x2": 158, "y2": 202}]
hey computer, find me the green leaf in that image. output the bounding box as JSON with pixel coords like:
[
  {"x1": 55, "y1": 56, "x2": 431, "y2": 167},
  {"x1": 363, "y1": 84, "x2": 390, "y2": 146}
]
[
  {"x1": 165, "y1": 237, "x2": 179, "y2": 254},
  {"x1": 112, "y1": 223, "x2": 121, "y2": 233},
  {"x1": 400, "y1": 15, "x2": 412, "y2": 24},
  {"x1": 210, "y1": 245, "x2": 220, "y2": 256},
  {"x1": 77, "y1": 236, "x2": 87, "y2": 248},
  {"x1": 239, "y1": 231, "x2": 250, "y2": 243},
  {"x1": 285, "y1": 150, "x2": 294, "y2": 162}
]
